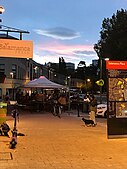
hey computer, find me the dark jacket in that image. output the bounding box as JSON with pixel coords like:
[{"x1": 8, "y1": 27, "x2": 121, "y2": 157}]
[{"x1": 89, "y1": 97, "x2": 97, "y2": 112}]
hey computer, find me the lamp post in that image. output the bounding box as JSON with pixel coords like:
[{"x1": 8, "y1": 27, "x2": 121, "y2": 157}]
[
  {"x1": 86, "y1": 78, "x2": 90, "y2": 93},
  {"x1": 48, "y1": 68, "x2": 54, "y2": 81},
  {"x1": 100, "y1": 58, "x2": 109, "y2": 103},
  {"x1": 34, "y1": 66, "x2": 38, "y2": 78},
  {"x1": 0, "y1": 6, "x2": 5, "y2": 28},
  {"x1": 94, "y1": 44, "x2": 103, "y2": 103},
  {"x1": 67, "y1": 76, "x2": 71, "y2": 111},
  {"x1": 100, "y1": 58, "x2": 103, "y2": 103},
  {"x1": 10, "y1": 72, "x2": 14, "y2": 100},
  {"x1": 94, "y1": 44, "x2": 110, "y2": 103},
  {"x1": 0, "y1": 6, "x2": 5, "y2": 13},
  {"x1": 86, "y1": 79, "x2": 91, "y2": 94}
]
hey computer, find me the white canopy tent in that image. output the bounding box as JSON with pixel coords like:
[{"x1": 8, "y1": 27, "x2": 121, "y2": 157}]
[{"x1": 24, "y1": 76, "x2": 66, "y2": 89}]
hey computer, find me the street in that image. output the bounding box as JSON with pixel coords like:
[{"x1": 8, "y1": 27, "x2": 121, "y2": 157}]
[{"x1": 0, "y1": 111, "x2": 127, "y2": 169}]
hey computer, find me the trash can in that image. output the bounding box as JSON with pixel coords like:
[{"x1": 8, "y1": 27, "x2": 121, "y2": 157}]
[{"x1": 0, "y1": 102, "x2": 7, "y2": 125}]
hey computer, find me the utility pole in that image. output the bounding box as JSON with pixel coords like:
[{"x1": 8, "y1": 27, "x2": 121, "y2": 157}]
[
  {"x1": 68, "y1": 76, "x2": 71, "y2": 111},
  {"x1": 94, "y1": 44, "x2": 103, "y2": 103}
]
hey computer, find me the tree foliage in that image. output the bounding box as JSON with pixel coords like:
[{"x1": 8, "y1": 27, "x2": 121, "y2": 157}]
[
  {"x1": 75, "y1": 61, "x2": 86, "y2": 79},
  {"x1": 94, "y1": 9, "x2": 127, "y2": 60},
  {"x1": 59, "y1": 57, "x2": 66, "y2": 75},
  {"x1": 77, "y1": 61, "x2": 86, "y2": 68}
]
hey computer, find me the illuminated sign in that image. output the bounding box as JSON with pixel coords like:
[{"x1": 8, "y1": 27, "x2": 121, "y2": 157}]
[
  {"x1": 0, "y1": 39, "x2": 33, "y2": 58},
  {"x1": 106, "y1": 60, "x2": 127, "y2": 70},
  {"x1": 96, "y1": 79, "x2": 104, "y2": 86}
]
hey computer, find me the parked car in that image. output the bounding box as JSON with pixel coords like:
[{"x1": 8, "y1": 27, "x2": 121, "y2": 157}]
[
  {"x1": 96, "y1": 104, "x2": 107, "y2": 118},
  {"x1": 78, "y1": 94, "x2": 86, "y2": 101}
]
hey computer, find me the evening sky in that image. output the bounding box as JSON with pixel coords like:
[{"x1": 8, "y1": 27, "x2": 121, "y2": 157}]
[{"x1": 1, "y1": 0, "x2": 127, "y2": 68}]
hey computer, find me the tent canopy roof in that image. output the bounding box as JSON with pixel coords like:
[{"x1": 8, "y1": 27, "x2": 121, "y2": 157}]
[{"x1": 24, "y1": 76, "x2": 65, "y2": 89}]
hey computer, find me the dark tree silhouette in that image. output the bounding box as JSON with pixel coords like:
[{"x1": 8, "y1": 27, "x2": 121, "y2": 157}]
[
  {"x1": 59, "y1": 57, "x2": 66, "y2": 75},
  {"x1": 94, "y1": 9, "x2": 127, "y2": 61}
]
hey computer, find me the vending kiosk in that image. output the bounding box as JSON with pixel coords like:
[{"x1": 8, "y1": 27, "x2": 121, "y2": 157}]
[{"x1": 106, "y1": 60, "x2": 127, "y2": 138}]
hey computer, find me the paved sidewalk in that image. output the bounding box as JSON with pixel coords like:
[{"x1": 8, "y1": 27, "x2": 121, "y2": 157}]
[{"x1": 0, "y1": 111, "x2": 127, "y2": 169}]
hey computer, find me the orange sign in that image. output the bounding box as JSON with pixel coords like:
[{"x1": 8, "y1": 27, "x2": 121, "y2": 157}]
[
  {"x1": 0, "y1": 39, "x2": 33, "y2": 58},
  {"x1": 106, "y1": 60, "x2": 127, "y2": 70}
]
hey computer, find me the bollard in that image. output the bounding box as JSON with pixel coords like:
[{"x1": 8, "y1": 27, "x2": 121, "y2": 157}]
[
  {"x1": 9, "y1": 109, "x2": 19, "y2": 149},
  {"x1": 77, "y1": 103, "x2": 80, "y2": 117}
]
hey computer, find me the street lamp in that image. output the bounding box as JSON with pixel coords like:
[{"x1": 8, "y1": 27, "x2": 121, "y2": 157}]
[
  {"x1": 100, "y1": 57, "x2": 109, "y2": 80},
  {"x1": 94, "y1": 44, "x2": 109, "y2": 103},
  {"x1": 0, "y1": 6, "x2": 5, "y2": 13},
  {"x1": 10, "y1": 72, "x2": 14, "y2": 79},
  {"x1": 85, "y1": 78, "x2": 91, "y2": 93},
  {"x1": 100, "y1": 58, "x2": 109, "y2": 102},
  {"x1": 34, "y1": 66, "x2": 38, "y2": 78},
  {"x1": 10, "y1": 72, "x2": 14, "y2": 100},
  {"x1": 0, "y1": 6, "x2": 5, "y2": 28}
]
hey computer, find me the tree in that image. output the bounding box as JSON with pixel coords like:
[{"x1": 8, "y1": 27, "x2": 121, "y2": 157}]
[
  {"x1": 94, "y1": 9, "x2": 127, "y2": 60},
  {"x1": 77, "y1": 61, "x2": 86, "y2": 68},
  {"x1": 85, "y1": 65, "x2": 99, "y2": 92},
  {"x1": 76, "y1": 61, "x2": 86, "y2": 79},
  {"x1": 59, "y1": 57, "x2": 66, "y2": 75}
]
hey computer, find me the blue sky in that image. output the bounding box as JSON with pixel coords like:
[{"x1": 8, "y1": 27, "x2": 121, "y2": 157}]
[{"x1": 1, "y1": 0, "x2": 127, "y2": 68}]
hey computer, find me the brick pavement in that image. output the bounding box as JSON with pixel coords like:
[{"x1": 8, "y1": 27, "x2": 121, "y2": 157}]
[{"x1": 0, "y1": 111, "x2": 127, "y2": 169}]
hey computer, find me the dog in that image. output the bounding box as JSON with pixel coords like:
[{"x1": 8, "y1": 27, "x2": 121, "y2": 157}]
[{"x1": 82, "y1": 117, "x2": 95, "y2": 127}]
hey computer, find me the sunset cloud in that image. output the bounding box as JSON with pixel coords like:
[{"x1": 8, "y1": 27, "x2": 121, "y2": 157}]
[{"x1": 34, "y1": 42, "x2": 98, "y2": 67}]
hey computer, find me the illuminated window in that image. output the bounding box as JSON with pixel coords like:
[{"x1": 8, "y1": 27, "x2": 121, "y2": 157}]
[{"x1": 12, "y1": 64, "x2": 17, "y2": 79}]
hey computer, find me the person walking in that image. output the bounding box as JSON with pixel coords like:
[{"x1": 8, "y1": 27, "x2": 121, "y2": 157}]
[
  {"x1": 89, "y1": 95, "x2": 97, "y2": 126},
  {"x1": 58, "y1": 94, "x2": 67, "y2": 113}
]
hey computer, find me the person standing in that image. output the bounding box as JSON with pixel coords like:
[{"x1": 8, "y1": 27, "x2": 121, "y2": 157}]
[
  {"x1": 89, "y1": 95, "x2": 97, "y2": 126},
  {"x1": 83, "y1": 94, "x2": 90, "y2": 113}
]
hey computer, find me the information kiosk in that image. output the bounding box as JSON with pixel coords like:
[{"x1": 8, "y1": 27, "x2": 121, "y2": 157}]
[{"x1": 106, "y1": 60, "x2": 127, "y2": 138}]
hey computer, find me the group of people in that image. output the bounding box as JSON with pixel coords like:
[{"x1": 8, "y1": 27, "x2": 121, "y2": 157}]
[
  {"x1": 3, "y1": 89, "x2": 97, "y2": 124},
  {"x1": 52, "y1": 92, "x2": 97, "y2": 123}
]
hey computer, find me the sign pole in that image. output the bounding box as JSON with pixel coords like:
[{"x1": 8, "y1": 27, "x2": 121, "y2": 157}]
[{"x1": 100, "y1": 58, "x2": 103, "y2": 103}]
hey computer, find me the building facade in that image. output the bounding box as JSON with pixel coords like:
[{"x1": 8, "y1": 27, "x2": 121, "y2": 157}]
[{"x1": 0, "y1": 57, "x2": 43, "y2": 99}]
